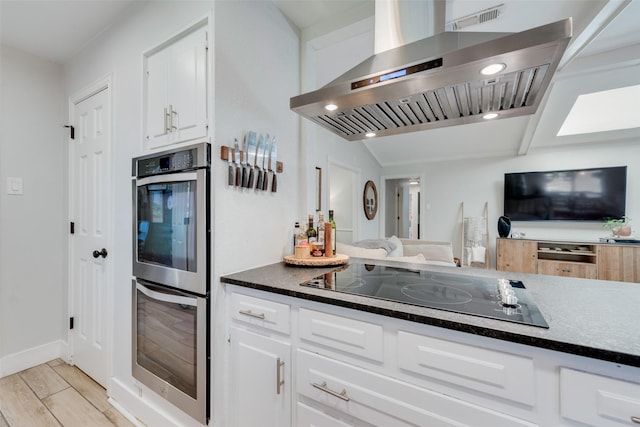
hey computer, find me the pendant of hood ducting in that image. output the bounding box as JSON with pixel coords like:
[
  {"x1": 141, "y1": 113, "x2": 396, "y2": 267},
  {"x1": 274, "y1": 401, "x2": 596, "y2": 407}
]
[{"x1": 290, "y1": 18, "x2": 572, "y2": 141}]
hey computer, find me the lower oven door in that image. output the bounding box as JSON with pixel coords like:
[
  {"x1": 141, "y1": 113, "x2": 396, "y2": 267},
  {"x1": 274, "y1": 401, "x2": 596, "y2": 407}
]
[{"x1": 132, "y1": 279, "x2": 209, "y2": 424}]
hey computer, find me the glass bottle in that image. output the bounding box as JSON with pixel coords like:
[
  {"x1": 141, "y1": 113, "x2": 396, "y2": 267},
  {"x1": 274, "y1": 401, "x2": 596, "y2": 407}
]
[
  {"x1": 317, "y1": 212, "x2": 325, "y2": 254},
  {"x1": 306, "y1": 214, "x2": 317, "y2": 245},
  {"x1": 329, "y1": 210, "x2": 337, "y2": 255},
  {"x1": 292, "y1": 222, "x2": 301, "y2": 253}
]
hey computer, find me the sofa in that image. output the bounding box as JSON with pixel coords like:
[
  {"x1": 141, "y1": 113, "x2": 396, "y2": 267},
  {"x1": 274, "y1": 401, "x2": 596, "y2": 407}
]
[{"x1": 336, "y1": 236, "x2": 458, "y2": 267}]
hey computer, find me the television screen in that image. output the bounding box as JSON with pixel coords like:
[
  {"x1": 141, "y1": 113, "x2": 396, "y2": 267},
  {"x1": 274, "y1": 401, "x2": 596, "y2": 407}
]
[{"x1": 504, "y1": 166, "x2": 627, "y2": 221}]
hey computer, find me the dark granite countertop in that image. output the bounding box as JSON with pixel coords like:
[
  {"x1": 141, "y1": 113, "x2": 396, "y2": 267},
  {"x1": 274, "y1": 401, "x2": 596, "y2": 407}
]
[{"x1": 220, "y1": 258, "x2": 640, "y2": 368}]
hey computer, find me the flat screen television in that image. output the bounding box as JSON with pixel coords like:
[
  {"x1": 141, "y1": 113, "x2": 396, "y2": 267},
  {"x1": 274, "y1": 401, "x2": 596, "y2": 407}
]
[{"x1": 504, "y1": 166, "x2": 627, "y2": 221}]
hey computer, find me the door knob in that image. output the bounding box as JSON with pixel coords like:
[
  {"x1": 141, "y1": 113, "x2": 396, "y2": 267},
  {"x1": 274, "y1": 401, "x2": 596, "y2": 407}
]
[{"x1": 93, "y1": 248, "x2": 108, "y2": 259}]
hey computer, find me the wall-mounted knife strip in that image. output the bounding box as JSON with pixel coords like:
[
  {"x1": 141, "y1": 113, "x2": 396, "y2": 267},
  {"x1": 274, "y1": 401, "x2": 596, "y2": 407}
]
[{"x1": 220, "y1": 147, "x2": 283, "y2": 173}]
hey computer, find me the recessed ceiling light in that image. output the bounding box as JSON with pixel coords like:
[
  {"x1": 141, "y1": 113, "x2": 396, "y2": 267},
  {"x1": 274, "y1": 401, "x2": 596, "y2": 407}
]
[
  {"x1": 365, "y1": 132, "x2": 376, "y2": 138},
  {"x1": 483, "y1": 113, "x2": 499, "y2": 120},
  {"x1": 480, "y1": 63, "x2": 506, "y2": 76},
  {"x1": 325, "y1": 104, "x2": 338, "y2": 111}
]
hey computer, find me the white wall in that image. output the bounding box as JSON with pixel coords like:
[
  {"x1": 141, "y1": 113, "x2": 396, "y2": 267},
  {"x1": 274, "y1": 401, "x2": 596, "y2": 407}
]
[{"x1": 0, "y1": 46, "x2": 66, "y2": 373}]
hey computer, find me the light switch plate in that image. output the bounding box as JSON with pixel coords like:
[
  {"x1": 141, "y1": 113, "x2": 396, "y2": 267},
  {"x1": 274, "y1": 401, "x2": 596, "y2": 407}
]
[{"x1": 7, "y1": 177, "x2": 23, "y2": 195}]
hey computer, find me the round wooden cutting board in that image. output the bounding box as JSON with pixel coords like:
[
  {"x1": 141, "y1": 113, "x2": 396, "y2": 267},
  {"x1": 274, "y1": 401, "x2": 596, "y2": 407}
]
[{"x1": 283, "y1": 253, "x2": 349, "y2": 267}]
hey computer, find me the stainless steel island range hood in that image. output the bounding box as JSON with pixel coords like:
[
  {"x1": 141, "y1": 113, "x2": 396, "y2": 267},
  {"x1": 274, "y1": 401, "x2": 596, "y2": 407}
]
[{"x1": 290, "y1": 18, "x2": 572, "y2": 141}]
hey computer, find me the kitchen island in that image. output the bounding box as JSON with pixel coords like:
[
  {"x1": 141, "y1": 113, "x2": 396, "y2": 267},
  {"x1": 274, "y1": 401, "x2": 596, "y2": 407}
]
[{"x1": 220, "y1": 258, "x2": 640, "y2": 427}]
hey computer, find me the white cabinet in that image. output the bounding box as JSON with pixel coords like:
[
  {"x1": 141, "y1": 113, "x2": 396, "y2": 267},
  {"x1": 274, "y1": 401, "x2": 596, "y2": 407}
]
[
  {"x1": 397, "y1": 330, "x2": 536, "y2": 405},
  {"x1": 144, "y1": 24, "x2": 208, "y2": 149},
  {"x1": 229, "y1": 327, "x2": 291, "y2": 427},
  {"x1": 297, "y1": 402, "x2": 355, "y2": 427},
  {"x1": 297, "y1": 349, "x2": 536, "y2": 427},
  {"x1": 560, "y1": 368, "x2": 640, "y2": 426}
]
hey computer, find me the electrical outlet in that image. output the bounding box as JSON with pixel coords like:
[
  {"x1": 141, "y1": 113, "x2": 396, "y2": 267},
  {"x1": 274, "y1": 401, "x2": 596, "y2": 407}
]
[{"x1": 7, "y1": 177, "x2": 23, "y2": 195}]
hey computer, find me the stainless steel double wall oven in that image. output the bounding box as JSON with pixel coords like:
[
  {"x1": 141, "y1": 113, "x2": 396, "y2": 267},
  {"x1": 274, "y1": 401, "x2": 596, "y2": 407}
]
[{"x1": 131, "y1": 142, "x2": 210, "y2": 424}]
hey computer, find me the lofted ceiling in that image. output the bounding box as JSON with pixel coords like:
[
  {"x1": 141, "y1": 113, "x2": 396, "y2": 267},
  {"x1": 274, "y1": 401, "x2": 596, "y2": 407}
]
[{"x1": 1, "y1": 0, "x2": 638, "y2": 166}]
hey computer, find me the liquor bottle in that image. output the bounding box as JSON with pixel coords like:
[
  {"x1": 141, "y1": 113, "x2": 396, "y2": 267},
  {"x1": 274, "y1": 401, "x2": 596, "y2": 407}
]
[
  {"x1": 317, "y1": 212, "x2": 325, "y2": 254},
  {"x1": 306, "y1": 214, "x2": 317, "y2": 245},
  {"x1": 329, "y1": 210, "x2": 337, "y2": 255},
  {"x1": 292, "y1": 222, "x2": 301, "y2": 253}
]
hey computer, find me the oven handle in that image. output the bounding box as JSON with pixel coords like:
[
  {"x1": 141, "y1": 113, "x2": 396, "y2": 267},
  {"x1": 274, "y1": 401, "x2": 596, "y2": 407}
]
[
  {"x1": 135, "y1": 171, "x2": 198, "y2": 186},
  {"x1": 136, "y1": 282, "x2": 197, "y2": 307}
]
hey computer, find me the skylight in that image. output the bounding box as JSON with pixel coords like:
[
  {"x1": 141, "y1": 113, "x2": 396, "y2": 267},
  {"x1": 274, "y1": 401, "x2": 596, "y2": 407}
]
[{"x1": 557, "y1": 85, "x2": 640, "y2": 136}]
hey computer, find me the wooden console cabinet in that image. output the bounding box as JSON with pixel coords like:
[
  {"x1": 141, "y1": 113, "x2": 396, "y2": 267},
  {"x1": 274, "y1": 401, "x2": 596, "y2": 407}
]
[{"x1": 496, "y1": 238, "x2": 640, "y2": 283}]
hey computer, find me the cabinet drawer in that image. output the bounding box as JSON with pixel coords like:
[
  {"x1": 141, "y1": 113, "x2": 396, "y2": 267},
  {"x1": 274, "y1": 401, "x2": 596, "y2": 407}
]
[
  {"x1": 397, "y1": 331, "x2": 536, "y2": 405},
  {"x1": 298, "y1": 308, "x2": 383, "y2": 362},
  {"x1": 560, "y1": 368, "x2": 640, "y2": 426},
  {"x1": 230, "y1": 292, "x2": 290, "y2": 334},
  {"x1": 297, "y1": 349, "x2": 536, "y2": 427},
  {"x1": 297, "y1": 402, "x2": 354, "y2": 427}
]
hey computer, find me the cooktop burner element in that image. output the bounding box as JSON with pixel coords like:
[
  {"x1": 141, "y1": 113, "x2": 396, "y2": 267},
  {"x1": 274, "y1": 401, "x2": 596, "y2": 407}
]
[{"x1": 302, "y1": 262, "x2": 549, "y2": 328}]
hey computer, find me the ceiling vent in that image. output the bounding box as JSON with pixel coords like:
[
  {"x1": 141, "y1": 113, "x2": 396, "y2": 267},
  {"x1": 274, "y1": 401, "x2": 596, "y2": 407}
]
[{"x1": 446, "y1": 4, "x2": 504, "y2": 31}]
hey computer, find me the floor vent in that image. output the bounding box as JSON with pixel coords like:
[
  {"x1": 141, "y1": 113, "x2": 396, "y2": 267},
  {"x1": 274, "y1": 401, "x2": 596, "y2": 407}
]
[{"x1": 447, "y1": 4, "x2": 504, "y2": 31}]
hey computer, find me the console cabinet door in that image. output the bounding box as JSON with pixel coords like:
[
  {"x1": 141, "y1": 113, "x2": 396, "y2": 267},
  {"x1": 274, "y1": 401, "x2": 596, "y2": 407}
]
[
  {"x1": 597, "y1": 245, "x2": 640, "y2": 283},
  {"x1": 229, "y1": 327, "x2": 291, "y2": 427},
  {"x1": 497, "y1": 239, "x2": 537, "y2": 273},
  {"x1": 537, "y1": 260, "x2": 597, "y2": 279}
]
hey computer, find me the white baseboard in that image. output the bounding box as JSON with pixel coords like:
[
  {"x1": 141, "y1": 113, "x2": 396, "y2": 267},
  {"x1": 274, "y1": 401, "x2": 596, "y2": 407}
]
[
  {"x1": 110, "y1": 377, "x2": 205, "y2": 427},
  {"x1": 0, "y1": 340, "x2": 67, "y2": 377}
]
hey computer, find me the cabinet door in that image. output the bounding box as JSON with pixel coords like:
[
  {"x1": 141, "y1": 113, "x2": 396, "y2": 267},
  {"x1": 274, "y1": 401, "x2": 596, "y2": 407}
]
[
  {"x1": 146, "y1": 48, "x2": 171, "y2": 147},
  {"x1": 169, "y1": 26, "x2": 207, "y2": 143},
  {"x1": 597, "y1": 245, "x2": 640, "y2": 283},
  {"x1": 297, "y1": 403, "x2": 355, "y2": 427},
  {"x1": 229, "y1": 327, "x2": 291, "y2": 427},
  {"x1": 497, "y1": 239, "x2": 537, "y2": 273},
  {"x1": 537, "y1": 260, "x2": 597, "y2": 279}
]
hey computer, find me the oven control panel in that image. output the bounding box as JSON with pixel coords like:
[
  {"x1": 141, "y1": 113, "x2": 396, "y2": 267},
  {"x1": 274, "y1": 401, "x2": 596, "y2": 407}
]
[{"x1": 134, "y1": 143, "x2": 210, "y2": 178}]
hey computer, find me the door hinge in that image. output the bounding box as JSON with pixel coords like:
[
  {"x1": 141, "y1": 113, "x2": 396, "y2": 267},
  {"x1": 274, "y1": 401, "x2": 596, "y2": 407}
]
[
  {"x1": 70, "y1": 221, "x2": 75, "y2": 234},
  {"x1": 64, "y1": 125, "x2": 75, "y2": 140},
  {"x1": 69, "y1": 317, "x2": 75, "y2": 330}
]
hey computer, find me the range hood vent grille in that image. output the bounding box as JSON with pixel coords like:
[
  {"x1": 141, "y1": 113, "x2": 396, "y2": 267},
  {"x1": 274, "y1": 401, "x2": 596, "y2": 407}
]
[
  {"x1": 311, "y1": 64, "x2": 549, "y2": 138},
  {"x1": 291, "y1": 19, "x2": 572, "y2": 141},
  {"x1": 447, "y1": 4, "x2": 504, "y2": 31}
]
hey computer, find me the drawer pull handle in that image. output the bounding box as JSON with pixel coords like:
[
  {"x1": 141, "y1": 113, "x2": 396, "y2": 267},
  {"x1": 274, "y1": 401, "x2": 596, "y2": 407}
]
[
  {"x1": 632, "y1": 416, "x2": 640, "y2": 424},
  {"x1": 312, "y1": 381, "x2": 350, "y2": 402},
  {"x1": 276, "y1": 358, "x2": 285, "y2": 395},
  {"x1": 238, "y1": 309, "x2": 265, "y2": 320}
]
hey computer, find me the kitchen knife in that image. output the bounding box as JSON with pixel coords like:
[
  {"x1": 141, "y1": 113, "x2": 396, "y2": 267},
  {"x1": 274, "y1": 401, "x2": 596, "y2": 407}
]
[
  {"x1": 255, "y1": 134, "x2": 266, "y2": 191},
  {"x1": 243, "y1": 131, "x2": 255, "y2": 188},
  {"x1": 269, "y1": 136, "x2": 277, "y2": 192},
  {"x1": 228, "y1": 143, "x2": 235, "y2": 186},
  {"x1": 247, "y1": 132, "x2": 259, "y2": 189},
  {"x1": 233, "y1": 138, "x2": 241, "y2": 187},
  {"x1": 261, "y1": 136, "x2": 270, "y2": 191}
]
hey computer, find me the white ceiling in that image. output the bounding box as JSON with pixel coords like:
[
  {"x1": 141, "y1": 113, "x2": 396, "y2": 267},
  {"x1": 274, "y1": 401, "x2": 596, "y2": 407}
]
[{"x1": 1, "y1": 0, "x2": 639, "y2": 165}]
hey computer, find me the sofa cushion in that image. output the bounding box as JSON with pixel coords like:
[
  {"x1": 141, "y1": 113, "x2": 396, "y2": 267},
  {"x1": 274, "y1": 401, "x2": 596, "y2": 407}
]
[
  {"x1": 386, "y1": 235, "x2": 404, "y2": 257},
  {"x1": 403, "y1": 244, "x2": 454, "y2": 263}
]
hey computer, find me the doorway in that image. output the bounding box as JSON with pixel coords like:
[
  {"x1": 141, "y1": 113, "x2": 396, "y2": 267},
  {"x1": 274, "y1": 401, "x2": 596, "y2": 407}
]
[
  {"x1": 385, "y1": 177, "x2": 420, "y2": 239},
  {"x1": 328, "y1": 162, "x2": 359, "y2": 244},
  {"x1": 68, "y1": 78, "x2": 112, "y2": 388}
]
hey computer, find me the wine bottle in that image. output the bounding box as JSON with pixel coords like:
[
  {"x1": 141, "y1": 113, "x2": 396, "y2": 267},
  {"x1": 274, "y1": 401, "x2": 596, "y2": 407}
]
[
  {"x1": 306, "y1": 214, "x2": 317, "y2": 245},
  {"x1": 329, "y1": 210, "x2": 337, "y2": 255}
]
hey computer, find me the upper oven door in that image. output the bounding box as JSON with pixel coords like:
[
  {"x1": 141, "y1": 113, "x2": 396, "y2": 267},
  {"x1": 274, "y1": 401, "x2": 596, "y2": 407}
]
[{"x1": 133, "y1": 169, "x2": 208, "y2": 294}]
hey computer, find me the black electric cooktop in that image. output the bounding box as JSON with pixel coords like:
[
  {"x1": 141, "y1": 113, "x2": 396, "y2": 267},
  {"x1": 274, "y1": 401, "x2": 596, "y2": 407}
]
[{"x1": 302, "y1": 262, "x2": 549, "y2": 328}]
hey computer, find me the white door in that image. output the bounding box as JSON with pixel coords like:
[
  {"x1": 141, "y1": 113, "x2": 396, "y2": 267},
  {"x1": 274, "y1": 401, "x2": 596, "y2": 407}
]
[{"x1": 69, "y1": 86, "x2": 111, "y2": 387}]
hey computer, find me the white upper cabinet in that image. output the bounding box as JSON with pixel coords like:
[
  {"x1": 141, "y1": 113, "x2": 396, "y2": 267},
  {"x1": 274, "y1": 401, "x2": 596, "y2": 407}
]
[{"x1": 144, "y1": 23, "x2": 208, "y2": 149}]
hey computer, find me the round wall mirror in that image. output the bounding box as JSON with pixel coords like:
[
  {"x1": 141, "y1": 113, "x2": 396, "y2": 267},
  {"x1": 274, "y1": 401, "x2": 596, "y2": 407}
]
[{"x1": 363, "y1": 180, "x2": 378, "y2": 220}]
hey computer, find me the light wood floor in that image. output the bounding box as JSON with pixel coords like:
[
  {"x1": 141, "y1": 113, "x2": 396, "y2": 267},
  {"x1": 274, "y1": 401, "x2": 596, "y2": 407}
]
[{"x1": 0, "y1": 359, "x2": 136, "y2": 427}]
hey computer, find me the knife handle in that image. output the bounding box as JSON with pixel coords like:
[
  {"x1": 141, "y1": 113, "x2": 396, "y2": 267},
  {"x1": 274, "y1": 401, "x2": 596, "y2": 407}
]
[
  {"x1": 248, "y1": 167, "x2": 255, "y2": 189},
  {"x1": 262, "y1": 171, "x2": 269, "y2": 191},
  {"x1": 228, "y1": 164, "x2": 234, "y2": 186},
  {"x1": 256, "y1": 170, "x2": 263, "y2": 191},
  {"x1": 271, "y1": 171, "x2": 277, "y2": 192},
  {"x1": 235, "y1": 166, "x2": 241, "y2": 187},
  {"x1": 242, "y1": 166, "x2": 249, "y2": 188}
]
